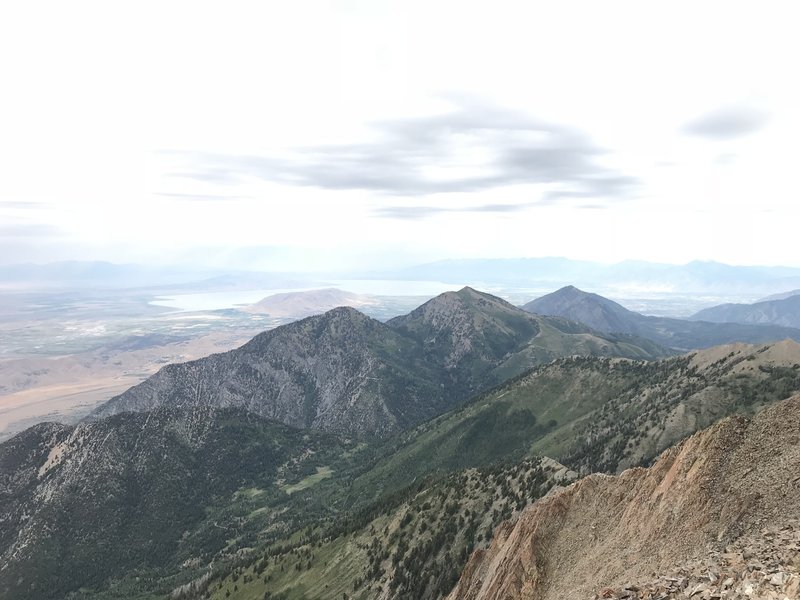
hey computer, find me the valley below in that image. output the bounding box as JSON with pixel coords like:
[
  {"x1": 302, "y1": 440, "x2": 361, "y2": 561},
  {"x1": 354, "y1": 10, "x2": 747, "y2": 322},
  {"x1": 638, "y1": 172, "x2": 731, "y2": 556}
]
[{"x1": 0, "y1": 283, "x2": 442, "y2": 441}]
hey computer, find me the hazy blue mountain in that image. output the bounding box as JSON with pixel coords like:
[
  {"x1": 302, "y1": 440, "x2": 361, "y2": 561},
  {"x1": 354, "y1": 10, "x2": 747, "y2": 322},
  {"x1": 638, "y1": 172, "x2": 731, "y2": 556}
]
[
  {"x1": 521, "y1": 285, "x2": 635, "y2": 332},
  {"x1": 242, "y1": 288, "x2": 379, "y2": 317},
  {"x1": 758, "y1": 288, "x2": 800, "y2": 301},
  {"x1": 690, "y1": 294, "x2": 800, "y2": 328},
  {"x1": 524, "y1": 285, "x2": 800, "y2": 350},
  {"x1": 392, "y1": 258, "x2": 800, "y2": 295},
  {"x1": 0, "y1": 261, "x2": 218, "y2": 289}
]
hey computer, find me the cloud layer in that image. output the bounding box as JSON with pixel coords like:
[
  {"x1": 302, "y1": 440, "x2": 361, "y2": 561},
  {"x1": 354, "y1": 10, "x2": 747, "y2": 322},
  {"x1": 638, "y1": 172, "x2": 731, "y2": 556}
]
[
  {"x1": 683, "y1": 106, "x2": 769, "y2": 140},
  {"x1": 169, "y1": 99, "x2": 637, "y2": 203}
]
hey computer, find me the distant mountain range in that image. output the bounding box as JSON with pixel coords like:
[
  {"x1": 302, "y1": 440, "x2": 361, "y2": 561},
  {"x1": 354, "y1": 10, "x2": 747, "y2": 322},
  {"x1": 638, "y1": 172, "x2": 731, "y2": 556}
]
[
  {"x1": 524, "y1": 285, "x2": 800, "y2": 350},
  {"x1": 393, "y1": 257, "x2": 800, "y2": 296},
  {"x1": 93, "y1": 287, "x2": 669, "y2": 437},
  {"x1": 760, "y1": 288, "x2": 800, "y2": 301},
  {"x1": 5, "y1": 258, "x2": 800, "y2": 298},
  {"x1": 0, "y1": 260, "x2": 220, "y2": 289},
  {"x1": 690, "y1": 293, "x2": 800, "y2": 328},
  {"x1": 241, "y1": 288, "x2": 380, "y2": 317}
]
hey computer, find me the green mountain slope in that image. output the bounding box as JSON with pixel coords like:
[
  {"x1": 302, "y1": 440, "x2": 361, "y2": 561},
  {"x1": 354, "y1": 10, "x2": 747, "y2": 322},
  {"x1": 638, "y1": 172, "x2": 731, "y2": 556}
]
[
  {"x1": 349, "y1": 340, "x2": 800, "y2": 501},
  {"x1": 0, "y1": 408, "x2": 356, "y2": 600},
  {"x1": 202, "y1": 459, "x2": 576, "y2": 600}
]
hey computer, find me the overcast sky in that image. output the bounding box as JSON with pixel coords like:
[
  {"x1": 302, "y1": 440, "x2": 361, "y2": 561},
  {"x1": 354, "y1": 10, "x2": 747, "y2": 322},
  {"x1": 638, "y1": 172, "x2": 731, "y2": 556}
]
[{"x1": 1, "y1": 1, "x2": 798, "y2": 271}]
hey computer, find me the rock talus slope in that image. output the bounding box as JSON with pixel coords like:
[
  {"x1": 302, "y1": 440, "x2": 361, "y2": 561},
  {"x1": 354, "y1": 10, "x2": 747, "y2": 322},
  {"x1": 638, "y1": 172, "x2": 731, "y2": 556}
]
[{"x1": 448, "y1": 395, "x2": 800, "y2": 600}]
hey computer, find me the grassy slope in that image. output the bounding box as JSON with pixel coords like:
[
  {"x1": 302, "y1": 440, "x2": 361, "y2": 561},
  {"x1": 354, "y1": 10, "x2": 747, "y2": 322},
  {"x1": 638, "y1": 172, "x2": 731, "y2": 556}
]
[{"x1": 348, "y1": 342, "x2": 800, "y2": 503}]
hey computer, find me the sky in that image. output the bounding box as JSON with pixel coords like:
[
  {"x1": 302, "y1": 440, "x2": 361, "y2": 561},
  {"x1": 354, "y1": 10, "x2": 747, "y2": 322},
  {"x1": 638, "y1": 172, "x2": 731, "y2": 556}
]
[{"x1": 1, "y1": 0, "x2": 799, "y2": 272}]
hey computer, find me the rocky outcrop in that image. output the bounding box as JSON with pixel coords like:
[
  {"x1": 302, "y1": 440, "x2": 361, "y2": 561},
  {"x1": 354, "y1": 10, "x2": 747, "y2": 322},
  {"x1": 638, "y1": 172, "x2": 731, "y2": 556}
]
[
  {"x1": 447, "y1": 395, "x2": 800, "y2": 600},
  {"x1": 93, "y1": 307, "x2": 442, "y2": 437}
]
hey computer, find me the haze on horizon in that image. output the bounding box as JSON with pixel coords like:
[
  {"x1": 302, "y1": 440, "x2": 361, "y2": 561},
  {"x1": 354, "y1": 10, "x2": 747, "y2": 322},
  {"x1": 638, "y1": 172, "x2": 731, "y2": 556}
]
[{"x1": 2, "y1": 0, "x2": 799, "y2": 272}]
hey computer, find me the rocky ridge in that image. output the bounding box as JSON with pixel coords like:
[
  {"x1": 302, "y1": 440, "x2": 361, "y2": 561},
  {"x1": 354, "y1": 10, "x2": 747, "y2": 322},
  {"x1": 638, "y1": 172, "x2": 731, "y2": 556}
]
[
  {"x1": 93, "y1": 288, "x2": 667, "y2": 438},
  {"x1": 447, "y1": 395, "x2": 800, "y2": 600}
]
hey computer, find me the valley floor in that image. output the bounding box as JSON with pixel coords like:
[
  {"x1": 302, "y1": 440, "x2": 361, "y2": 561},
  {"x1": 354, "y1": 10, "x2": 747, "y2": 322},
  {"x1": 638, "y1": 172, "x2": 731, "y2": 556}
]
[{"x1": 0, "y1": 327, "x2": 264, "y2": 441}]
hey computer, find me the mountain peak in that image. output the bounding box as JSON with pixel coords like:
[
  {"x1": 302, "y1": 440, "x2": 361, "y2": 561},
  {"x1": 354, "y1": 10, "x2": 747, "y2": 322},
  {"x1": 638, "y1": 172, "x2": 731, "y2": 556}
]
[
  {"x1": 550, "y1": 284, "x2": 586, "y2": 297},
  {"x1": 456, "y1": 285, "x2": 482, "y2": 295},
  {"x1": 523, "y1": 286, "x2": 637, "y2": 335},
  {"x1": 292, "y1": 304, "x2": 378, "y2": 334},
  {"x1": 526, "y1": 285, "x2": 628, "y2": 311},
  {"x1": 525, "y1": 287, "x2": 800, "y2": 350},
  {"x1": 322, "y1": 305, "x2": 368, "y2": 318},
  {"x1": 393, "y1": 287, "x2": 516, "y2": 323}
]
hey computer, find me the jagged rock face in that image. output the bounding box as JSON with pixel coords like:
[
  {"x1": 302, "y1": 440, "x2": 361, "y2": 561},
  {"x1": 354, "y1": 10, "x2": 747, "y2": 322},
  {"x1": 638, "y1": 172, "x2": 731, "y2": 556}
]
[
  {"x1": 94, "y1": 291, "x2": 667, "y2": 438},
  {"x1": 447, "y1": 395, "x2": 800, "y2": 600},
  {"x1": 94, "y1": 307, "x2": 444, "y2": 437},
  {"x1": 0, "y1": 407, "x2": 346, "y2": 600}
]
